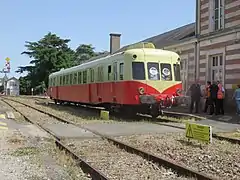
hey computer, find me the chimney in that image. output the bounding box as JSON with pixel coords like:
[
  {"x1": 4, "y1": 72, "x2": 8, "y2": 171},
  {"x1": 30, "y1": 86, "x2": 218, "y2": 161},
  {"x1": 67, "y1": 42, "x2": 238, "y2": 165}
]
[{"x1": 110, "y1": 33, "x2": 121, "y2": 54}]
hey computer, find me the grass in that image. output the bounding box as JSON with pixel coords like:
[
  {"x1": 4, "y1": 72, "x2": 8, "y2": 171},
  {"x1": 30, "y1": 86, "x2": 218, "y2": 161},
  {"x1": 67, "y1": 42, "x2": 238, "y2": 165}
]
[
  {"x1": 11, "y1": 147, "x2": 39, "y2": 157},
  {"x1": 51, "y1": 147, "x2": 91, "y2": 180},
  {"x1": 7, "y1": 137, "x2": 26, "y2": 144},
  {"x1": 217, "y1": 130, "x2": 240, "y2": 139}
]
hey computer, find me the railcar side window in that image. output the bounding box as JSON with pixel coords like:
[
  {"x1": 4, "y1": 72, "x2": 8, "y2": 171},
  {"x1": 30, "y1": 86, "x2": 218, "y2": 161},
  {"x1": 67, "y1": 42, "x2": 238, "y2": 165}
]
[
  {"x1": 83, "y1": 71, "x2": 87, "y2": 84},
  {"x1": 173, "y1": 64, "x2": 181, "y2": 81},
  {"x1": 66, "y1": 75, "x2": 69, "y2": 85},
  {"x1": 90, "y1": 69, "x2": 94, "y2": 82},
  {"x1": 147, "y1": 62, "x2": 160, "y2": 80},
  {"x1": 60, "y1": 76, "x2": 62, "y2": 86},
  {"x1": 119, "y1": 63, "x2": 124, "y2": 80},
  {"x1": 160, "y1": 63, "x2": 172, "y2": 81},
  {"x1": 132, "y1": 62, "x2": 145, "y2": 80},
  {"x1": 53, "y1": 78, "x2": 56, "y2": 86},
  {"x1": 108, "y1": 65, "x2": 111, "y2": 81},
  {"x1": 73, "y1": 73, "x2": 77, "y2": 84},
  {"x1": 70, "y1": 74, "x2": 73, "y2": 84},
  {"x1": 63, "y1": 76, "x2": 66, "y2": 85},
  {"x1": 78, "y1": 72, "x2": 81, "y2": 84}
]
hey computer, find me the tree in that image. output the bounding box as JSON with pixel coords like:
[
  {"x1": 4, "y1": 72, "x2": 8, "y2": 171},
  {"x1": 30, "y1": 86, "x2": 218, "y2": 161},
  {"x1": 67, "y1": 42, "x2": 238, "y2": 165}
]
[
  {"x1": 17, "y1": 32, "x2": 75, "y2": 91},
  {"x1": 17, "y1": 32, "x2": 109, "y2": 95},
  {"x1": 74, "y1": 44, "x2": 97, "y2": 64}
]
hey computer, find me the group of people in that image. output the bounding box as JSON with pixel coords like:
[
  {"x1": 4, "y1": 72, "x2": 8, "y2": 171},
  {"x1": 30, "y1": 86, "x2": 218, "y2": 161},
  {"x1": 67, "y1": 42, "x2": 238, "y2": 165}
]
[{"x1": 188, "y1": 80, "x2": 240, "y2": 116}]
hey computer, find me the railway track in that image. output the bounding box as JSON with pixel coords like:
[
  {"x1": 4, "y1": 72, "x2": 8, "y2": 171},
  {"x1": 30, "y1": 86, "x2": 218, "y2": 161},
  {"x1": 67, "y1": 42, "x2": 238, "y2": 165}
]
[
  {"x1": 30, "y1": 96, "x2": 198, "y2": 123},
  {"x1": 20, "y1": 95, "x2": 203, "y2": 121},
  {"x1": 26, "y1": 96, "x2": 240, "y2": 144},
  {"x1": 1, "y1": 97, "x2": 218, "y2": 180}
]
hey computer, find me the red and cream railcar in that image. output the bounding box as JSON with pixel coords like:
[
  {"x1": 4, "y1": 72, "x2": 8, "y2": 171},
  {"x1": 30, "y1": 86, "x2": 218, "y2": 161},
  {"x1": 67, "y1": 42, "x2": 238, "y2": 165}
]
[{"x1": 48, "y1": 43, "x2": 183, "y2": 117}]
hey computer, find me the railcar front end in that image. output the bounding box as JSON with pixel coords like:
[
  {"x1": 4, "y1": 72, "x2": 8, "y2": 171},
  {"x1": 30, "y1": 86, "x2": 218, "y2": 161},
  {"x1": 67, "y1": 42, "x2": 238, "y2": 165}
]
[{"x1": 124, "y1": 48, "x2": 183, "y2": 118}]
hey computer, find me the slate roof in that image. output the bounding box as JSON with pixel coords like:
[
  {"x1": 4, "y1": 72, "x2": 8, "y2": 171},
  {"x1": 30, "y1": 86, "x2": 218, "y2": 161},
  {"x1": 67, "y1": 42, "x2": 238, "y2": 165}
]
[
  {"x1": 82, "y1": 22, "x2": 196, "y2": 63},
  {"x1": 115, "y1": 22, "x2": 196, "y2": 53}
]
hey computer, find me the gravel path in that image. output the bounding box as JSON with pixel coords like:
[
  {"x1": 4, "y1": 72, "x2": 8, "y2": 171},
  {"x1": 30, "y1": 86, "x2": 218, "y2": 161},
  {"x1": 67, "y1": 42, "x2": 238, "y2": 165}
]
[
  {"x1": 0, "y1": 129, "x2": 90, "y2": 180},
  {"x1": 64, "y1": 138, "x2": 195, "y2": 180},
  {"x1": 3, "y1": 99, "x2": 66, "y2": 125},
  {"x1": 114, "y1": 132, "x2": 240, "y2": 180}
]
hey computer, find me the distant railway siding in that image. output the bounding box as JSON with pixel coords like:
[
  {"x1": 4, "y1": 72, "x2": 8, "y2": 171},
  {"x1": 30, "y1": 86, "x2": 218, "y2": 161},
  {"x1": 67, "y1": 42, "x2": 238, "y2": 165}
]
[
  {"x1": 63, "y1": 138, "x2": 194, "y2": 180},
  {"x1": 7, "y1": 96, "x2": 117, "y2": 124},
  {"x1": 114, "y1": 133, "x2": 240, "y2": 180},
  {"x1": 3, "y1": 99, "x2": 65, "y2": 125}
]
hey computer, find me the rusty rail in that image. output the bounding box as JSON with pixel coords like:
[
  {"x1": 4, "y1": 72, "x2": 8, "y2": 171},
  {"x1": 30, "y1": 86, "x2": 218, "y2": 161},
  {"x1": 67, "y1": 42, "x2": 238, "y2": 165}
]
[
  {"x1": 1, "y1": 98, "x2": 109, "y2": 180},
  {"x1": 2, "y1": 97, "x2": 221, "y2": 180}
]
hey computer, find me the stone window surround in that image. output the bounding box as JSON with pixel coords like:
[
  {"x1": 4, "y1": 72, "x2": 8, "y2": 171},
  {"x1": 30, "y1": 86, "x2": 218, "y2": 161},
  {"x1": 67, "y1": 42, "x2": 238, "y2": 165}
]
[{"x1": 205, "y1": 47, "x2": 226, "y2": 86}]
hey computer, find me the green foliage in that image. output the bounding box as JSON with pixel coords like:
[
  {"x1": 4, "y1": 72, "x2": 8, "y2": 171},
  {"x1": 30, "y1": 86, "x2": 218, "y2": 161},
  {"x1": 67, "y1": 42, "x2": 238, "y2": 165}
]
[{"x1": 17, "y1": 32, "x2": 108, "y2": 95}]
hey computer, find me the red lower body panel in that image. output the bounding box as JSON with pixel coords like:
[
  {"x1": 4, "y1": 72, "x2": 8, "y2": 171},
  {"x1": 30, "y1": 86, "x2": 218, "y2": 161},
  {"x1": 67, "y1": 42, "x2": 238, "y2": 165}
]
[{"x1": 48, "y1": 81, "x2": 182, "y2": 105}]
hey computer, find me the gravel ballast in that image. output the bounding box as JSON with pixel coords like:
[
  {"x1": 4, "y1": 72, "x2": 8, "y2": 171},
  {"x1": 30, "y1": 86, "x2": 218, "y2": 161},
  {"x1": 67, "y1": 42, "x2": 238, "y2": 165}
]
[
  {"x1": 6, "y1": 96, "x2": 114, "y2": 124},
  {"x1": 0, "y1": 129, "x2": 90, "y2": 180},
  {"x1": 3, "y1": 99, "x2": 65, "y2": 125},
  {"x1": 4, "y1": 97, "x2": 239, "y2": 179},
  {"x1": 114, "y1": 133, "x2": 240, "y2": 180},
  {"x1": 64, "y1": 138, "x2": 194, "y2": 180}
]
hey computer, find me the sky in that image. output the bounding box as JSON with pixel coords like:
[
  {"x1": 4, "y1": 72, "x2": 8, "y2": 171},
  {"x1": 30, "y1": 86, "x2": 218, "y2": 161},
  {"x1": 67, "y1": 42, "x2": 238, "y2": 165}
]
[{"x1": 0, "y1": 0, "x2": 195, "y2": 79}]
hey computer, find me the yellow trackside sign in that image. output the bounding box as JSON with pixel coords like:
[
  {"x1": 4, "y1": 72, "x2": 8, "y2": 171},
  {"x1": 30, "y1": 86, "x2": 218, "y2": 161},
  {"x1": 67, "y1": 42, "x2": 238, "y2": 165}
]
[{"x1": 185, "y1": 122, "x2": 212, "y2": 143}]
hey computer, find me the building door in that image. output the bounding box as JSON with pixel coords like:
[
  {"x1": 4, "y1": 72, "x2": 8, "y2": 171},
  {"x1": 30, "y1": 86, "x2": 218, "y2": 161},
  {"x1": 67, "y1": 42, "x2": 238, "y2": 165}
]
[
  {"x1": 210, "y1": 55, "x2": 223, "y2": 83},
  {"x1": 180, "y1": 59, "x2": 188, "y2": 94}
]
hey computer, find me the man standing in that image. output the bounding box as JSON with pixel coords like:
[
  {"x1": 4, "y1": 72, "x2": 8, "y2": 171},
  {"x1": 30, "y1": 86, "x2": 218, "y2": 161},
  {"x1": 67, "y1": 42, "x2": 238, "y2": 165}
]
[
  {"x1": 203, "y1": 81, "x2": 211, "y2": 113},
  {"x1": 189, "y1": 80, "x2": 201, "y2": 113},
  {"x1": 232, "y1": 84, "x2": 240, "y2": 116},
  {"x1": 209, "y1": 81, "x2": 219, "y2": 115}
]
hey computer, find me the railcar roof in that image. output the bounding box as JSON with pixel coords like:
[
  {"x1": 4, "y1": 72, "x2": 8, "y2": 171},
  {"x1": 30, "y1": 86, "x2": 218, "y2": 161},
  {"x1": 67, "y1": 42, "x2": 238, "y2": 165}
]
[{"x1": 49, "y1": 48, "x2": 179, "y2": 77}]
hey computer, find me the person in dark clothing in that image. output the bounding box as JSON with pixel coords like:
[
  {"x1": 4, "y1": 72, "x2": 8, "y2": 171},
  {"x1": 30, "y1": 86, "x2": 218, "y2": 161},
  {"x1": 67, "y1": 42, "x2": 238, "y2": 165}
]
[
  {"x1": 209, "y1": 81, "x2": 219, "y2": 115},
  {"x1": 216, "y1": 80, "x2": 225, "y2": 115},
  {"x1": 189, "y1": 80, "x2": 202, "y2": 113},
  {"x1": 203, "y1": 81, "x2": 211, "y2": 113}
]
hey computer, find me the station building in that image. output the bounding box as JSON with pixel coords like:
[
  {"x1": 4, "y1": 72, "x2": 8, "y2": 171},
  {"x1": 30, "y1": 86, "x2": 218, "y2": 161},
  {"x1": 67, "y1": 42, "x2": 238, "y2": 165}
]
[
  {"x1": 5, "y1": 77, "x2": 20, "y2": 96},
  {"x1": 107, "y1": 0, "x2": 239, "y2": 110}
]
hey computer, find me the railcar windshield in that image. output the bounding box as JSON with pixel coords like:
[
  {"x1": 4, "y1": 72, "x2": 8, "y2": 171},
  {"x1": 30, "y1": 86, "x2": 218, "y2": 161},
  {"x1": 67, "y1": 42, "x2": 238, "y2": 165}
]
[
  {"x1": 160, "y1": 63, "x2": 172, "y2": 81},
  {"x1": 132, "y1": 62, "x2": 145, "y2": 80},
  {"x1": 147, "y1": 62, "x2": 160, "y2": 80},
  {"x1": 173, "y1": 64, "x2": 181, "y2": 81}
]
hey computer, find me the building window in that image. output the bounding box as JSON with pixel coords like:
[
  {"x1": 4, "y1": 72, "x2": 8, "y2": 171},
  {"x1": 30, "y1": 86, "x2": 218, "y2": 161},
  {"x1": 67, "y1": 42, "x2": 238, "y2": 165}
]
[
  {"x1": 210, "y1": 55, "x2": 223, "y2": 82},
  {"x1": 214, "y1": 0, "x2": 224, "y2": 31}
]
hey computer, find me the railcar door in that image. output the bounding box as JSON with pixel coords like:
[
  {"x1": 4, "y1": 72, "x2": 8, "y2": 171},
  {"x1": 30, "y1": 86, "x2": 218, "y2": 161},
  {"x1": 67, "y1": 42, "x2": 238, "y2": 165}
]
[{"x1": 112, "y1": 62, "x2": 118, "y2": 103}]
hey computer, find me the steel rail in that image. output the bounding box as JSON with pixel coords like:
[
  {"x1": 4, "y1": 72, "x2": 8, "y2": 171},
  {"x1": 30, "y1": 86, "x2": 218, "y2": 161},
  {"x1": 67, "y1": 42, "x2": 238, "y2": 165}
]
[
  {"x1": 2, "y1": 97, "x2": 220, "y2": 180},
  {"x1": 1, "y1": 98, "x2": 109, "y2": 180},
  {"x1": 32, "y1": 97, "x2": 240, "y2": 145},
  {"x1": 13, "y1": 96, "x2": 240, "y2": 145}
]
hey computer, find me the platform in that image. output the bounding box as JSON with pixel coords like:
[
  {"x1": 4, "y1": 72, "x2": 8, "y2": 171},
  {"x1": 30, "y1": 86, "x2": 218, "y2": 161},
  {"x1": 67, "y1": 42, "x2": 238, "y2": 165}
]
[
  {"x1": 42, "y1": 123, "x2": 99, "y2": 139},
  {"x1": 82, "y1": 122, "x2": 183, "y2": 136},
  {"x1": 166, "y1": 106, "x2": 240, "y2": 124}
]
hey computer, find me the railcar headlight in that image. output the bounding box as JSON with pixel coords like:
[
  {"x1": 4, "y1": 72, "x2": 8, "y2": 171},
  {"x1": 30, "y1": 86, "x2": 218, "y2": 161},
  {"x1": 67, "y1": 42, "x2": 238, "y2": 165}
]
[{"x1": 138, "y1": 87, "x2": 145, "y2": 95}]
